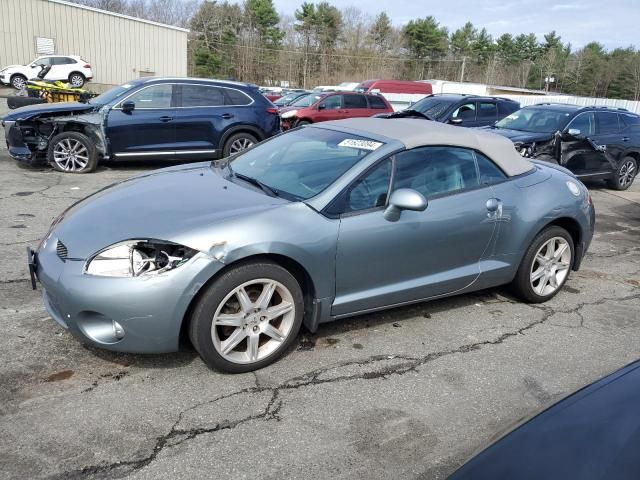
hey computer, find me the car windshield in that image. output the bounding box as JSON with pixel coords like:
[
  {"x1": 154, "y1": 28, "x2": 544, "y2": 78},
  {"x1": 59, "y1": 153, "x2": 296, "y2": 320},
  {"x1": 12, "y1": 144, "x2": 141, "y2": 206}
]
[
  {"x1": 228, "y1": 128, "x2": 384, "y2": 200},
  {"x1": 290, "y1": 93, "x2": 323, "y2": 107},
  {"x1": 495, "y1": 108, "x2": 573, "y2": 133},
  {"x1": 409, "y1": 96, "x2": 459, "y2": 119},
  {"x1": 274, "y1": 93, "x2": 302, "y2": 106},
  {"x1": 89, "y1": 82, "x2": 138, "y2": 105}
]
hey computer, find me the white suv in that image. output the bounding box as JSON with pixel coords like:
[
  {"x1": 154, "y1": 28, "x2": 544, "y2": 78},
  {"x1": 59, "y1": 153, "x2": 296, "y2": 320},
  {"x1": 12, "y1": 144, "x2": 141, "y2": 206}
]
[{"x1": 0, "y1": 55, "x2": 93, "y2": 89}]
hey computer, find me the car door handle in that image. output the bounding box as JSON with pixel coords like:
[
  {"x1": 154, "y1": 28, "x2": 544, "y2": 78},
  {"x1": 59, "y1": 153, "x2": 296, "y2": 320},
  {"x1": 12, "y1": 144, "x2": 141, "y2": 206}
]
[
  {"x1": 486, "y1": 198, "x2": 501, "y2": 212},
  {"x1": 221, "y1": 113, "x2": 234, "y2": 119},
  {"x1": 622, "y1": 137, "x2": 630, "y2": 142},
  {"x1": 159, "y1": 116, "x2": 173, "y2": 122}
]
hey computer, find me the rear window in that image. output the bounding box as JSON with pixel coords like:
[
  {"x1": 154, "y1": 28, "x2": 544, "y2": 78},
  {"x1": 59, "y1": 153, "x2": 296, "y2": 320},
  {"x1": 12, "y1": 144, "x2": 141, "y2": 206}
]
[
  {"x1": 180, "y1": 85, "x2": 225, "y2": 107},
  {"x1": 478, "y1": 102, "x2": 498, "y2": 119},
  {"x1": 410, "y1": 96, "x2": 458, "y2": 120},
  {"x1": 344, "y1": 94, "x2": 367, "y2": 109},
  {"x1": 224, "y1": 88, "x2": 253, "y2": 106},
  {"x1": 368, "y1": 95, "x2": 388, "y2": 109}
]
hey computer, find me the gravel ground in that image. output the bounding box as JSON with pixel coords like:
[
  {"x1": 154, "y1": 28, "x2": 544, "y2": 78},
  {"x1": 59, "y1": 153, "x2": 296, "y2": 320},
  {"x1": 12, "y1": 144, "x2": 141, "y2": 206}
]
[{"x1": 0, "y1": 134, "x2": 639, "y2": 480}]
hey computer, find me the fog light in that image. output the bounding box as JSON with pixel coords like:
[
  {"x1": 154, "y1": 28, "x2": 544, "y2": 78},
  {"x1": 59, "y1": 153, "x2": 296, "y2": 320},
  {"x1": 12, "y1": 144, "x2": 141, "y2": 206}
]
[{"x1": 113, "y1": 320, "x2": 125, "y2": 340}]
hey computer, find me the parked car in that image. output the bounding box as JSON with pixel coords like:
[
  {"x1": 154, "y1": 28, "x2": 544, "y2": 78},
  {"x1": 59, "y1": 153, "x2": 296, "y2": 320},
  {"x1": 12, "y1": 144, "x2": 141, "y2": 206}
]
[
  {"x1": 273, "y1": 90, "x2": 311, "y2": 107},
  {"x1": 0, "y1": 55, "x2": 92, "y2": 89},
  {"x1": 485, "y1": 104, "x2": 640, "y2": 190},
  {"x1": 27, "y1": 118, "x2": 594, "y2": 372},
  {"x1": 2, "y1": 77, "x2": 280, "y2": 173},
  {"x1": 380, "y1": 94, "x2": 520, "y2": 128},
  {"x1": 279, "y1": 91, "x2": 393, "y2": 129},
  {"x1": 355, "y1": 79, "x2": 433, "y2": 95},
  {"x1": 448, "y1": 359, "x2": 640, "y2": 480}
]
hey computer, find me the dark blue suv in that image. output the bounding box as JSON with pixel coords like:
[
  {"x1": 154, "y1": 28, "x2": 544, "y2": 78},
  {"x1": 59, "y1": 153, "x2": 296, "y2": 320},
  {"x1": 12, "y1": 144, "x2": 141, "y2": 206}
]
[{"x1": 2, "y1": 77, "x2": 280, "y2": 173}]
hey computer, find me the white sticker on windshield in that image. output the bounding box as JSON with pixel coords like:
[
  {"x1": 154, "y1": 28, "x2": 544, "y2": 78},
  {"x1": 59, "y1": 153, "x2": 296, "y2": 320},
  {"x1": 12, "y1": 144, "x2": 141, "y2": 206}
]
[
  {"x1": 338, "y1": 139, "x2": 383, "y2": 151},
  {"x1": 506, "y1": 114, "x2": 519, "y2": 120},
  {"x1": 121, "y1": 83, "x2": 133, "y2": 89}
]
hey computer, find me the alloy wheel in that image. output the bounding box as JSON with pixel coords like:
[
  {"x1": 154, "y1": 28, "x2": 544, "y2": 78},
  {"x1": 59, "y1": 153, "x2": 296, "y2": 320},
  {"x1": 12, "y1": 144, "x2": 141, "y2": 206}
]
[
  {"x1": 530, "y1": 237, "x2": 571, "y2": 296},
  {"x1": 70, "y1": 74, "x2": 83, "y2": 87},
  {"x1": 619, "y1": 160, "x2": 636, "y2": 188},
  {"x1": 229, "y1": 137, "x2": 254, "y2": 154},
  {"x1": 52, "y1": 138, "x2": 89, "y2": 172},
  {"x1": 211, "y1": 279, "x2": 296, "y2": 364},
  {"x1": 12, "y1": 76, "x2": 26, "y2": 89}
]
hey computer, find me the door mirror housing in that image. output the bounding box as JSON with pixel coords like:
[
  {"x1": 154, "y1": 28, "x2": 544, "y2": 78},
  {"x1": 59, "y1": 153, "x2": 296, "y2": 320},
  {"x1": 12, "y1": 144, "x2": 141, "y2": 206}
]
[
  {"x1": 317, "y1": 103, "x2": 326, "y2": 110},
  {"x1": 384, "y1": 188, "x2": 428, "y2": 222},
  {"x1": 121, "y1": 101, "x2": 135, "y2": 113},
  {"x1": 449, "y1": 118, "x2": 463, "y2": 125},
  {"x1": 567, "y1": 128, "x2": 581, "y2": 137}
]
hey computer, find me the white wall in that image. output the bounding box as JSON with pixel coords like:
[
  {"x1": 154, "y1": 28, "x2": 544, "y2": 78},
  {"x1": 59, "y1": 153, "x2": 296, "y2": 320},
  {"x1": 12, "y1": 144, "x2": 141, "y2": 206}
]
[{"x1": 503, "y1": 95, "x2": 640, "y2": 114}]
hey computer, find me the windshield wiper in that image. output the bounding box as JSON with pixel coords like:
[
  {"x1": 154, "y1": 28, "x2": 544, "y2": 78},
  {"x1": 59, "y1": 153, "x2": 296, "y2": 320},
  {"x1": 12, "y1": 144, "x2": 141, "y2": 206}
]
[{"x1": 231, "y1": 171, "x2": 279, "y2": 198}]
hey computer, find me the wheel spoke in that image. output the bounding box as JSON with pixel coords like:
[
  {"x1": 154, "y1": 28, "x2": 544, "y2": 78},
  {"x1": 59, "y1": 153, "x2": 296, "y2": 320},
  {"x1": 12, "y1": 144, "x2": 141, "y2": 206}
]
[
  {"x1": 531, "y1": 267, "x2": 545, "y2": 282},
  {"x1": 215, "y1": 312, "x2": 244, "y2": 327},
  {"x1": 262, "y1": 323, "x2": 285, "y2": 342},
  {"x1": 556, "y1": 261, "x2": 570, "y2": 271},
  {"x1": 549, "y1": 273, "x2": 559, "y2": 289},
  {"x1": 535, "y1": 253, "x2": 547, "y2": 264},
  {"x1": 221, "y1": 328, "x2": 247, "y2": 354},
  {"x1": 235, "y1": 287, "x2": 253, "y2": 313},
  {"x1": 553, "y1": 242, "x2": 568, "y2": 261},
  {"x1": 535, "y1": 274, "x2": 548, "y2": 295},
  {"x1": 256, "y1": 282, "x2": 276, "y2": 310},
  {"x1": 265, "y1": 301, "x2": 293, "y2": 320},
  {"x1": 248, "y1": 334, "x2": 260, "y2": 361}
]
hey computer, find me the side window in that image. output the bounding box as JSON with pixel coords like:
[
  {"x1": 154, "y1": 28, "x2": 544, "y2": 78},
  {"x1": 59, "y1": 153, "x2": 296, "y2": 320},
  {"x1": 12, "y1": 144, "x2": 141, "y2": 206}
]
[
  {"x1": 451, "y1": 103, "x2": 476, "y2": 121},
  {"x1": 478, "y1": 102, "x2": 498, "y2": 120},
  {"x1": 567, "y1": 112, "x2": 595, "y2": 136},
  {"x1": 224, "y1": 88, "x2": 252, "y2": 106},
  {"x1": 346, "y1": 159, "x2": 392, "y2": 212},
  {"x1": 498, "y1": 101, "x2": 518, "y2": 116},
  {"x1": 394, "y1": 147, "x2": 479, "y2": 198},
  {"x1": 597, "y1": 112, "x2": 620, "y2": 134},
  {"x1": 180, "y1": 84, "x2": 224, "y2": 107},
  {"x1": 344, "y1": 94, "x2": 367, "y2": 109},
  {"x1": 125, "y1": 84, "x2": 173, "y2": 109},
  {"x1": 319, "y1": 95, "x2": 342, "y2": 110},
  {"x1": 367, "y1": 95, "x2": 388, "y2": 109},
  {"x1": 53, "y1": 57, "x2": 75, "y2": 65},
  {"x1": 35, "y1": 57, "x2": 53, "y2": 66},
  {"x1": 620, "y1": 114, "x2": 640, "y2": 131},
  {"x1": 476, "y1": 152, "x2": 507, "y2": 185}
]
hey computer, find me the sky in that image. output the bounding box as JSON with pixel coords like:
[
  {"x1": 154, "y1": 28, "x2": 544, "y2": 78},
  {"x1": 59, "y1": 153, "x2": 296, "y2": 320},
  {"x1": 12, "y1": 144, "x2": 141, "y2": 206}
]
[{"x1": 273, "y1": 0, "x2": 638, "y2": 50}]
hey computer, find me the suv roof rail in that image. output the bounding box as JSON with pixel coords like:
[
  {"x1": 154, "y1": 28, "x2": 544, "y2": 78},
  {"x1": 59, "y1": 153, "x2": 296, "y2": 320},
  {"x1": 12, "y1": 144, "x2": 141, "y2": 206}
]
[{"x1": 584, "y1": 105, "x2": 629, "y2": 112}]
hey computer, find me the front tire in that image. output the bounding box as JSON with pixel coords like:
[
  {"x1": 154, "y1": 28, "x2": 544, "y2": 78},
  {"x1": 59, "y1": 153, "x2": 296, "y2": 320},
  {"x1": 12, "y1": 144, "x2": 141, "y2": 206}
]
[
  {"x1": 47, "y1": 132, "x2": 98, "y2": 173},
  {"x1": 68, "y1": 72, "x2": 85, "y2": 88},
  {"x1": 511, "y1": 226, "x2": 574, "y2": 303},
  {"x1": 606, "y1": 156, "x2": 637, "y2": 191},
  {"x1": 189, "y1": 261, "x2": 304, "y2": 373},
  {"x1": 10, "y1": 74, "x2": 27, "y2": 90},
  {"x1": 222, "y1": 132, "x2": 258, "y2": 157}
]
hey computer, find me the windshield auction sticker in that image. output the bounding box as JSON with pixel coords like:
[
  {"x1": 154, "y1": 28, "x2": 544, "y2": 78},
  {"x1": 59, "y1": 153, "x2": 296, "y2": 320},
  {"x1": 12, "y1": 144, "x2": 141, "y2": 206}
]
[{"x1": 338, "y1": 139, "x2": 383, "y2": 151}]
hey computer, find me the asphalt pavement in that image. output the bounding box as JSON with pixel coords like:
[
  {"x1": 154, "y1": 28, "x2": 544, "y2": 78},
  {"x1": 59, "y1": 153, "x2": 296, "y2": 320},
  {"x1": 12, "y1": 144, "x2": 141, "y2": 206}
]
[{"x1": 1, "y1": 126, "x2": 639, "y2": 479}]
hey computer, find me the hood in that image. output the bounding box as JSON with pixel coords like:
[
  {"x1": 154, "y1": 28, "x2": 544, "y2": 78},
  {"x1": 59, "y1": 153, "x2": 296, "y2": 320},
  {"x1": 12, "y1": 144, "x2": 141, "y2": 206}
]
[
  {"x1": 50, "y1": 163, "x2": 288, "y2": 259},
  {"x1": 279, "y1": 105, "x2": 304, "y2": 115},
  {"x1": 1, "y1": 64, "x2": 22, "y2": 71},
  {"x1": 3, "y1": 102, "x2": 96, "y2": 121},
  {"x1": 480, "y1": 127, "x2": 552, "y2": 144}
]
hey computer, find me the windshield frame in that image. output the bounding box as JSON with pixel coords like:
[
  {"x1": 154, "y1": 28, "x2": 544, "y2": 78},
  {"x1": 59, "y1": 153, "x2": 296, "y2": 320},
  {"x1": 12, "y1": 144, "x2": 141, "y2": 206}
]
[{"x1": 89, "y1": 81, "x2": 142, "y2": 106}]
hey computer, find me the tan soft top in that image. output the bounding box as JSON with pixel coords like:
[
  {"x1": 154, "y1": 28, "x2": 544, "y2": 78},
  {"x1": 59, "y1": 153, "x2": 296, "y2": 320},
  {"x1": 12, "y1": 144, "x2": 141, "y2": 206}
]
[{"x1": 321, "y1": 117, "x2": 534, "y2": 177}]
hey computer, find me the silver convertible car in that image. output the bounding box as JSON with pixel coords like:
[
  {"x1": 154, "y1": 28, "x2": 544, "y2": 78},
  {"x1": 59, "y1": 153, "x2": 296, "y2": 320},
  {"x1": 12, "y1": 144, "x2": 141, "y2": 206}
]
[{"x1": 29, "y1": 118, "x2": 595, "y2": 372}]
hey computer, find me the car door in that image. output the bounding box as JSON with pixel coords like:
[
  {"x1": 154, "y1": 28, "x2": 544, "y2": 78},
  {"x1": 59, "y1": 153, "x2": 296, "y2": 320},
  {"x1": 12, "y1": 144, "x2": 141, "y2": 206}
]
[
  {"x1": 332, "y1": 146, "x2": 499, "y2": 316},
  {"x1": 476, "y1": 101, "x2": 499, "y2": 127},
  {"x1": 29, "y1": 57, "x2": 53, "y2": 79},
  {"x1": 105, "y1": 83, "x2": 177, "y2": 158},
  {"x1": 342, "y1": 93, "x2": 369, "y2": 118},
  {"x1": 449, "y1": 102, "x2": 477, "y2": 126},
  {"x1": 573, "y1": 111, "x2": 622, "y2": 176},
  {"x1": 314, "y1": 94, "x2": 344, "y2": 122},
  {"x1": 171, "y1": 83, "x2": 232, "y2": 158},
  {"x1": 561, "y1": 111, "x2": 604, "y2": 176},
  {"x1": 50, "y1": 57, "x2": 75, "y2": 81}
]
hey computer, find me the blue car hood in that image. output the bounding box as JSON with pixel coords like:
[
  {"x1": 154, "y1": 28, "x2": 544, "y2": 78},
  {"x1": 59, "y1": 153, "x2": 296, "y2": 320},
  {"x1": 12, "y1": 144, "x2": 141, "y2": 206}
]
[
  {"x1": 3, "y1": 102, "x2": 96, "y2": 121},
  {"x1": 49, "y1": 163, "x2": 288, "y2": 259},
  {"x1": 481, "y1": 127, "x2": 552, "y2": 144}
]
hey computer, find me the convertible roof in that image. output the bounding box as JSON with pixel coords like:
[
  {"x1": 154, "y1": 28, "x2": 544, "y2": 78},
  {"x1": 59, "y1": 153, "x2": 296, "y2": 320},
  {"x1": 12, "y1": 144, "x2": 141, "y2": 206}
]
[{"x1": 319, "y1": 117, "x2": 533, "y2": 177}]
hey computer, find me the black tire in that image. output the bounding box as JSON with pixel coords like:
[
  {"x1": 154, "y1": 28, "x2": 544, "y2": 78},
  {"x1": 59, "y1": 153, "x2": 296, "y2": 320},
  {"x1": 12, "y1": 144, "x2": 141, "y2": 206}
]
[
  {"x1": 47, "y1": 131, "x2": 98, "y2": 173},
  {"x1": 189, "y1": 261, "x2": 304, "y2": 373},
  {"x1": 7, "y1": 96, "x2": 45, "y2": 109},
  {"x1": 296, "y1": 120, "x2": 311, "y2": 127},
  {"x1": 606, "y1": 156, "x2": 637, "y2": 191},
  {"x1": 10, "y1": 74, "x2": 27, "y2": 90},
  {"x1": 511, "y1": 226, "x2": 574, "y2": 303},
  {"x1": 222, "y1": 132, "x2": 258, "y2": 157},
  {"x1": 68, "y1": 72, "x2": 85, "y2": 88}
]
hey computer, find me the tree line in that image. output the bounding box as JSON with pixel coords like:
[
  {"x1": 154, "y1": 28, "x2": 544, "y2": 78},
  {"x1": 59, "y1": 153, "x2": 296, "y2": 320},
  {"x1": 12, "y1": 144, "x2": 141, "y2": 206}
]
[{"x1": 71, "y1": 0, "x2": 640, "y2": 100}]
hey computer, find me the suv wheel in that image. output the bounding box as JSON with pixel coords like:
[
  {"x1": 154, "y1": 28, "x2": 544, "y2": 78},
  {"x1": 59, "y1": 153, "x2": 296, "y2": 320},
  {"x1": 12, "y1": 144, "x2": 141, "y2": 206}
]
[
  {"x1": 47, "y1": 132, "x2": 98, "y2": 173},
  {"x1": 10, "y1": 74, "x2": 27, "y2": 90},
  {"x1": 68, "y1": 73, "x2": 85, "y2": 88},
  {"x1": 223, "y1": 132, "x2": 258, "y2": 157},
  {"x1": 606, "y1": 156, "x2": 637, "y2": 191},
  {"x1": 189, "y1": 261, "x2": 304, "y2": 373}
]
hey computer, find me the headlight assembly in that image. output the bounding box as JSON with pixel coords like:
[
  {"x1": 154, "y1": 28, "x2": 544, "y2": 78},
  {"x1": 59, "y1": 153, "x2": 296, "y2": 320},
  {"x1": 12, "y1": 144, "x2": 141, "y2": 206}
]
[
  {"x1": 280, "y1": 110, "x2": 298, "y2": 119},
  {"x1": 85, "y1": 240, "x2": 197, "y2": 277}
]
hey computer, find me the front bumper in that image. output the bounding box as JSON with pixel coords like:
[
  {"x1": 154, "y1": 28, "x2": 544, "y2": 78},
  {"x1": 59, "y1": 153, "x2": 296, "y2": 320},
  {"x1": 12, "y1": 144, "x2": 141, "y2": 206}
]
[
  {"x1": 33, "y1": 236, "x2": 224, "y2": 354},
  {"x1": 3, "y1": 121, "x2": 38, "y2": 162}
]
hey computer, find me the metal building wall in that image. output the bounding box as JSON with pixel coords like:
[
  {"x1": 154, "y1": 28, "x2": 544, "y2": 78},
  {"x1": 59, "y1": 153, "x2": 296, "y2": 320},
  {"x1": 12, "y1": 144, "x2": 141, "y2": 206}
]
[{"x1": 0, "y1": 0, "x2": 188, "y2": 87}]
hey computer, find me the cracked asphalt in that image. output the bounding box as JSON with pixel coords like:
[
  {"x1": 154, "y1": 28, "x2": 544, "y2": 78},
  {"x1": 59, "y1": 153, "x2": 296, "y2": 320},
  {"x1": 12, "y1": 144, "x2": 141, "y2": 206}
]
[{"x1": 1, "y1": 109, "x2": 640, "y2": 479}]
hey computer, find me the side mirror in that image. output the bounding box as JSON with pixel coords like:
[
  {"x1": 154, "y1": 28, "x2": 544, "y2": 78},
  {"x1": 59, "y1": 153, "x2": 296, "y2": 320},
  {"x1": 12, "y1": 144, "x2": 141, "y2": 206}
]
[
  {"x1": 30, "y1": 64, "x2": 38, "y2": 68},
  {"x1": 567, "y1": 128, "x2": 581, "y2": 137},
  {"x1": 318, "y1": 104, "x2": 326, "y2": 110},
  {"x1": 122, "y1": 101, "x2": 135, "y2": 113},
  {"x1": 384, "y1": 188, "x2": 428, "y2": 222},
  {"x1": 449, "y1": 118, "x2": 463, "y2": 125}
]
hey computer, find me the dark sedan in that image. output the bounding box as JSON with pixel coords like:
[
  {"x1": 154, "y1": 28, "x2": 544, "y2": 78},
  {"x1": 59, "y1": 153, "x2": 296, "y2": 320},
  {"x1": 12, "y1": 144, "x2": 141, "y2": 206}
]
[{"x1": 2, "y1": 77, "x2": 280, "y2": 173}]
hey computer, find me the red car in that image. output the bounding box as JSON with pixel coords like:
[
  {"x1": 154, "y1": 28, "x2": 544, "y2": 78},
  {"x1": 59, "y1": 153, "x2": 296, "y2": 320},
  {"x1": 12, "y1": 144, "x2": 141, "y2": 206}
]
[{"x1": 279, "y1": 91, "x2": 393, "y2": 129}]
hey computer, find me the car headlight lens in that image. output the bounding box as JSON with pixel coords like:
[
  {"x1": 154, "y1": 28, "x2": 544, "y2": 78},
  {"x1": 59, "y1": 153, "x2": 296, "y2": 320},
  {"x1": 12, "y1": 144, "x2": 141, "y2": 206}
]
[
  {"x1": 85, "y1": 240, "x2": 197, "y2": 277},
  {"x1": 280, "y1": 110, "x2": 298, "y2": 119}
]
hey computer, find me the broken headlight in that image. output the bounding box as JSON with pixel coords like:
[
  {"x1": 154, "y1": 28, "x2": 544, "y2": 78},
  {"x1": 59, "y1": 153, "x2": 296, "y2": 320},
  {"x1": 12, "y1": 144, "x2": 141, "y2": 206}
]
[
  {"x1": 85, "y1": 240, "x2": 197, "y2": 277},
  {"x1": 516, "y1": 143, "x2": 535, "y2": 157}
]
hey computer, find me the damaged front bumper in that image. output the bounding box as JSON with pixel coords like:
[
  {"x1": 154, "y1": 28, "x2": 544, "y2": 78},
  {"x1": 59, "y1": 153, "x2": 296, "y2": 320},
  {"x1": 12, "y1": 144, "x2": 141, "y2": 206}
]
[{"x1": 3, "y1": 119, "x2": 41, "y2": 162}]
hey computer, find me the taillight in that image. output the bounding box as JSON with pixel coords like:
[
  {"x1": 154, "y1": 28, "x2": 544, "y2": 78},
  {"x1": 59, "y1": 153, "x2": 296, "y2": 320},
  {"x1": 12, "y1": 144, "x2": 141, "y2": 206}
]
[
  {"x1": 266, "y1": 107, "x2": 278, "y2": 114},
  {"x1": 83, "y1": 64, "x2": 91, "y2": 68}
]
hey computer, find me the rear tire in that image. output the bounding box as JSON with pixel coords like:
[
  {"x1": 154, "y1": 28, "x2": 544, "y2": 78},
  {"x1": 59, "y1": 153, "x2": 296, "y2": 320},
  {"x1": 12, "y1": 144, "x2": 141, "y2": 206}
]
[
  {"x1": 606, "y1": 156, "x2": 637, "y2": 191},
  {"x1": 511, "y1": 226, "x2": 574, "y2": 303},
  {"x1": 222, "y1": 132, "x2": 258, "y2": 157},
  {"x1": 189, "y1": 261, "x2": 304, "y2": 373},
  {"x1": 47, "y1": 132, "x2": 98, "y2": 173},
  {"x1": 68, "y1": 72, "x2": 85, "y2": 88}
]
